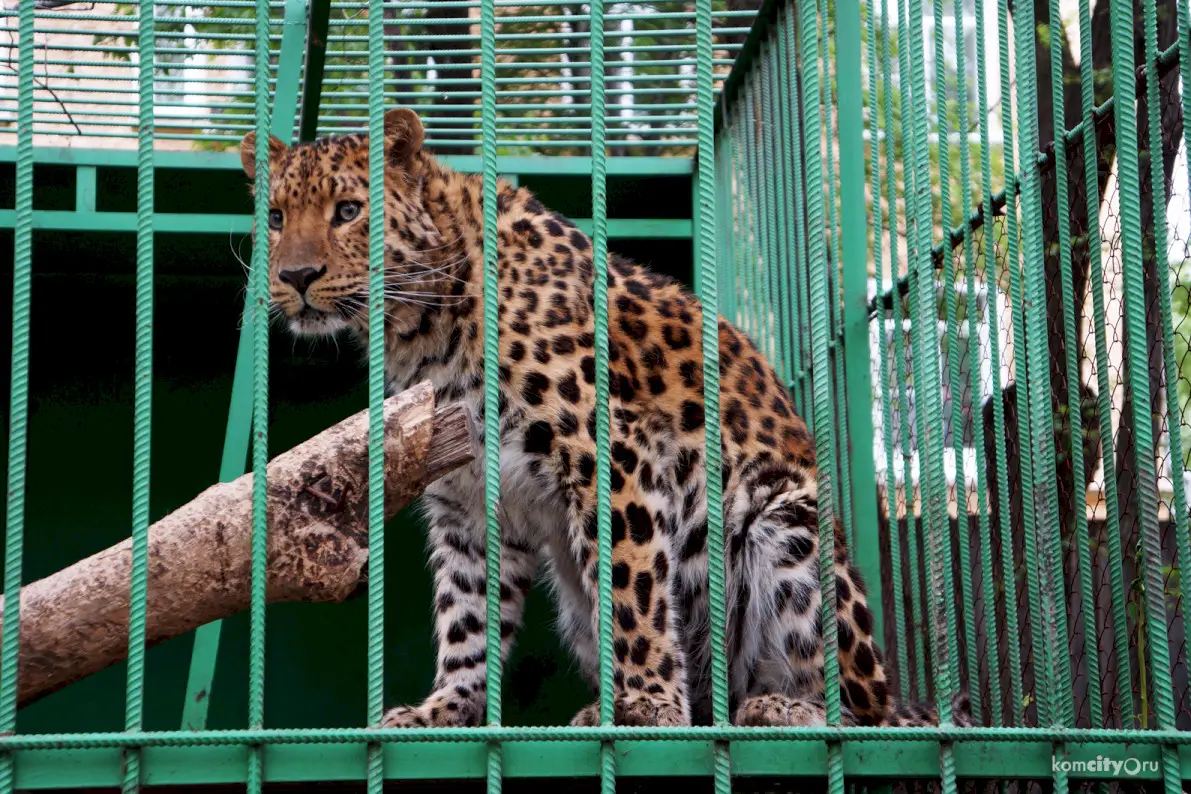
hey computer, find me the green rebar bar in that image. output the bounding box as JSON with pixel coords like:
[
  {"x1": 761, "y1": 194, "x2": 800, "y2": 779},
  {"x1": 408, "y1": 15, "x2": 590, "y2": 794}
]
[
  {"x1": 123, "y1": 2, "x2": 156, "y2": 791},
  {"x1": 969, "y1": 0, "x2": 1003, "y2": 727},
  {"x1": 1075, "y1": 0, "x2": 1127, "y2": 731},
  {"x1": 871, "y1": 0, "x2": 911, "y2": 699},
  {"x1": 587, "y1": 0, "x2": 617, "y2": 789},
  {"x1": 0, "y1": 1, "x2": 33, "y2": 789},
  {"x1": 894, "y1": 0, "x2": 930, "y2": 697},
  {"x1": 904, "y1": 0, "x2": 956, "y2": 781},
  {"x1": 1139, "y1": 0, "x2": 1182, "y2": 786},
  {"x1": 247, "y1": 0, "x2": 273, "y2": 790},
  {"x1": 993, "y1": 0, "x2": 1025, "y2": 727},
  {"x1": 948, "y1": 0, "x2": 983, "y2": 726},
  {"x1": 797, "y1": 0, "x2": 845, "y2": 791},
  {"x1": 366, "y1": 0, "x2": 387, "y2": 789}
]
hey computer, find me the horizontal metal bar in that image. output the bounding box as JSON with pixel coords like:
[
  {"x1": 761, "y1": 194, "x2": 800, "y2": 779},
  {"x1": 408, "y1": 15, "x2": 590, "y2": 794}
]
[
  {"x1": 2, "y1": 726, "x2": 1191, "y2": 750},
  {"x1": 10, "y1": 741, "x2": 1190, "y2": 787},
  {"x1": 0, "y1": 210, "x2": 692, "y2": 238}
]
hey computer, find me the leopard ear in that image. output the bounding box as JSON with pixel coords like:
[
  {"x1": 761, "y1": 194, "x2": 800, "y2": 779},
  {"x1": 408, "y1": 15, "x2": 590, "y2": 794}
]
[
  {"x1": 240, "y1": 131, "x2": 288, "y2": 178},
  {"x1": 383, "y1": 107, "x2": 424, "y2": 166}
]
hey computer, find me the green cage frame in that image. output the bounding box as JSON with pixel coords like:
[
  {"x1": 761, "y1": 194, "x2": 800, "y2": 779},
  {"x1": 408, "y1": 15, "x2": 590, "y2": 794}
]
[{"x1": 6, "y1": 0, "x2": 1191, "y2": 788}]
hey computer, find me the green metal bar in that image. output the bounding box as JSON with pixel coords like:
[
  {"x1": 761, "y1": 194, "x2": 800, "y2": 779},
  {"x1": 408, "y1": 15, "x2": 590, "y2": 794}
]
[
  {"x1": 1012, "y1": 0, "x2": 1062, "y2": 729},
  {"x1": 696, "y1": 0, "x2": 729, "y2": 784},
  {"x1": 798, "y1": 0, "x2": 846, "y2": 790},
  {"x1": 299, "y1": 0, "x2": 332, "y2": 142},
  {"x1": 3, "y1": 723, "x2": 1191, "y2": 748},
  {"x1": 873, "y1": 0, "x2": 910, "y2": 698},
  {"x1": 1039, "y1": 0, "x2": 1076, "y2": 735},
  {"x1": 763, "y1": 44, "x2": 789, "y2": 386},
  {"x1": 366, "y1": 0, "x2": 386, "y2": 789},
  {"x1": 771, "y1": 22, "x2": 796, "y2": 390},
  {"x1": 931, "y1": 0, "x2": 962, "y2": 693},
  {"x1": 894, "y1": 0, "x2": 929, "y2": 698},
  {"x1": 1076, "y1": 0, "x2": 1131, "y2": 728},
  {"x1": 1170, "y1": 0, "x2": 1191, "y2": 748},
  {"x1": 970, "y1": 0, "x2": 1002, "y2": 726},
  {"x1": 781, "y1": 6, "x2": 811, "y2": 431},
  {"x1": 993, "y1": 0, "x2": 1026, "y2": 726},
  {"x1": 247, "y1": 0, "x2": 273, "y2": 787},
  {"x1": 758, "y1": 44, "x2": 779, "y2": 368},
  {"x1": 837, "y1": 0, "x2": 876, "y2": 605},
  {"x1": 587, "y1": 0, "x2": 616, "y2": 788},
  {"x1": 0, "y1": 211, "x2": 691, "y2": 238},
  {"x1": 7, "y1": 738, "x2": 1191, "y2": 786},
  {"x1": 1139, "y1": 0, "x2": 1181, "y2": 787},
  {"x1": 822, "y1": 0, "x2": 853, "y2": 550},
  {"x1": 123, "y1": 1, "x2": 155, "y2": 790},
  {"x1": 949, "y1": 0, "x2": 982, "y2": 725},
  {"x1": 0, "y1": 147, "x2": 695, "y2": 174},
  {"x1": 903, "y1": 0, "x2": 957, "y2": 782},
  {"x1": 478, "y1": 0, "x2": 502, "y2": 787},
  {"x1": 180, "y1": 0, "x2": 310, "y2": 732},
  {"x1": 1, "y1": 0, "x2": 34, "y2": 790}
]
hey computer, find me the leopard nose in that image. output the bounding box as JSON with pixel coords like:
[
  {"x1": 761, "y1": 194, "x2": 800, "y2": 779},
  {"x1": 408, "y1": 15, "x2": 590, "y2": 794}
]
[{"x1": 278, "y1": 266, "x2": 326, "y2": 295}]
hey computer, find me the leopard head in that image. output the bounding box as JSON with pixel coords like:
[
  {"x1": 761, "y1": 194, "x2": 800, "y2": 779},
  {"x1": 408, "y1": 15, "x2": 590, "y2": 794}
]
[{"x1": 240, "y1": 107, "x2": 441, "y2": 338}]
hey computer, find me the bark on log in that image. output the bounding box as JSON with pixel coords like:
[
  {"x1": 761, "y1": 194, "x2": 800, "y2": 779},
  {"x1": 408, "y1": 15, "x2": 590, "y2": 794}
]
[{"x1": 2, "y1": 380, "x2": 475, "y2": 707}]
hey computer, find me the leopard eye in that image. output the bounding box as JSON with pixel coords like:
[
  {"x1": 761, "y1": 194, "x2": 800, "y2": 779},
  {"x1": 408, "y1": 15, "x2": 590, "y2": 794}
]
[
  {"x1": 268, "y1": 209, "x2": 283, "y2": 230},
  {"x1": 335, "y1": 200, "x2": 362, "y2": 224}
]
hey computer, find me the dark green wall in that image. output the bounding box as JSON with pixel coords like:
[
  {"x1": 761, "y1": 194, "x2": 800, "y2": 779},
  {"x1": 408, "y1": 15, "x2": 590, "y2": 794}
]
[{"x1": 0, "y1": 161, "x2": 693, "y2": 734}]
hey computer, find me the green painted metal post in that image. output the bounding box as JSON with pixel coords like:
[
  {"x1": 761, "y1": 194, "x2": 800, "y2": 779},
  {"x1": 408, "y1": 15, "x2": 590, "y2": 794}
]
[{"x1": 835, "y1": 0, "x2": 882, "y2": 643}]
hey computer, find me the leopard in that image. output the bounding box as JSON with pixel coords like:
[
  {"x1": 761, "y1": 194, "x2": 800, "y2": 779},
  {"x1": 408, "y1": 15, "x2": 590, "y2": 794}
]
[{"x1": 239, "y1": 107, "x2": 970, "y2": 730}]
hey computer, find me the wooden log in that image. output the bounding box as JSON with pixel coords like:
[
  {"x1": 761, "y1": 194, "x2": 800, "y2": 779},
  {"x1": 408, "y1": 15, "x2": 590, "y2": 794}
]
[{"x1": 2, "y1": 380, "x2": 475, "y2": 707}]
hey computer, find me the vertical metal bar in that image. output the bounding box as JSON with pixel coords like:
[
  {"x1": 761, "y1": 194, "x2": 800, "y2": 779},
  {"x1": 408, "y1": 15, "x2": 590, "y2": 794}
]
[
  {"x1": 782, "y1": 7, "x2": 813, "y2": 434},
  {"x1": 1139, "y1": 0, "x2": 1182, "y2": 786},
  {"x1": 479, "y1": 0, "x2": 503, "y2": 786},
  {"x1": 247, "y1": 0, "x2": 273, "y2": 787},
  {"x1": 993, "y1": 0, "x2": 1026, "y2": 726},
  {"x1": 589, "y1": 0, "x2": 616, "y2": 790},
  {"x1": 1078, "y1": 0, "x2": 1131, "y2": 727},
  {"x1": 839, "y1": 0, "x2": 880, "y2": 624},
  {"x1": 948, "y1": 0, "x2": 982, "y2": 725},
  {"x1": 124, "y1": 2, "x2": 156, "y2": 791},
  {"x1": 1040, "y1": 0, "x2": 1077, "y2": 733},
  {"x1": 1003, "y1": 0, "x2": 1048, "y2": 726},
  {"x1": 1012, "y1": 0, "x2": 1063, "y2": 728},
  {"x1": 872, "y1": 0, "x2": 911, "y2": 697},
  {"x1": 799, "y1": 0, "x2": 845, "y2": 791},
  {"x1": 1169, "y1": 0, "x2": 1191, "y2": 741},
  {"x1": 696, "y1": 0, "x2": 727, "y2": 784},
  {"x1": 1, "y1": 2, "x2": 34, "y2": 790},
  {"x1": 772, "y1": 24, "x2": 797, "y2": 390},
  {"x1": 778, "y1": 5, "x2": 805, "y2": 413},
  {"x1": 970, "y1": 0, "x2": 1005, "y2": 726},
  {"x1": 932, "y1": 0, "x2": 962, "y2": 688},
  {"x1": 822, "y1": 0, "x2": 854, "y2": 547},
  {"x1": 759, "y1": 43, "x2": 780, "y2": 371},
  {"x1": 904, "y1": 0, "x2": 957, "y2": 782},
  {"x1": 895, "y1": 0, "x2": 929, "y2": 695},
  {"x1": 744, "y1": 78, "x2": 762, "y2": 345},
  {"x1": 366, "y1": 0, "x2": 386, "y2": 788}
]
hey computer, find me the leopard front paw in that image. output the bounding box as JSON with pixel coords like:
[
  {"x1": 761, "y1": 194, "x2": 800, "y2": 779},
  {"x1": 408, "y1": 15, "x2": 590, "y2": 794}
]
[
  {"x1": 569, "y1": 694, "x2": 688, "y2": 727},
  {"x1": 381, "y1": 690, "x2": 484, "y2": 728}
]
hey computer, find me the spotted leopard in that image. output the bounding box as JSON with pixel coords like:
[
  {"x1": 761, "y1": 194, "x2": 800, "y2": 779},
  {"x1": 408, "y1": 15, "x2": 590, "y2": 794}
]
[{"x1": 240, "y1": 108, "x2": 969, "y2": 729}]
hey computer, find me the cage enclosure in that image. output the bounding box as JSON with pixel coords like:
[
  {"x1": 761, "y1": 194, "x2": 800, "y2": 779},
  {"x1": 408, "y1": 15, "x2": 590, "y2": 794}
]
[{"x1": 2, "y1": 0, "x2": 1191, "y2": 790}]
